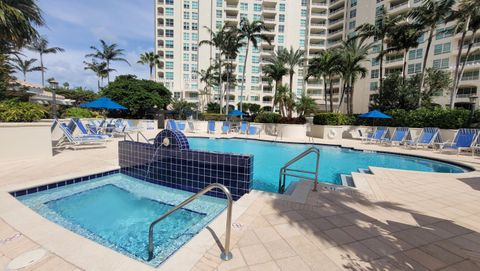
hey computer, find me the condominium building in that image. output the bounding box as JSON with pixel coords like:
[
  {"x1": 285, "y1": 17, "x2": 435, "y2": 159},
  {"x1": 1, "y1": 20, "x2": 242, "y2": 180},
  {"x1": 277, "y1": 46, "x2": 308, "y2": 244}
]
[{"x1": 154, "y1": 0, "x2": 480, "y2": 113}]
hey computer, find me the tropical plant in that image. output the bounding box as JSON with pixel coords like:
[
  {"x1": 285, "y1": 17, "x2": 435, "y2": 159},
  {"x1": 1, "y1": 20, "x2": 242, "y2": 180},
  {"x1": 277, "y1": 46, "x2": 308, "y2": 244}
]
[
  {"x1": 449, "y1": 0, "x2": 480, "y2": 108},
  {"x1": 385, "y1": 23, "x2": 422, "y2": 83},
  {"x1": 408, "y1": 0, "x2": 455, "y2": 106},
  {"x1": 84, "y1": 60, "x2": 114, "y2": 91},
  {"x1": 11, "y1": 57, "x2": 41, "y2": 81},
  {"x1": 171, "y1": 98, "x2": 196, "y2": 119},
  {"x1": 100, "y1": 75, "x2": 171, "y2": 118},
  {"x1": 295, "y1": 94, "x2": 317, "y2": 117},
  {"x1": 0, "y1": 0, "x2": 44, "y2": 47},
  {"x1": 63, "y1": 107, "x2": 96, "y2": 118},
  {"x1": 237, "y1": 18, "x2": 271, "y2": 113},
  {"x1": 197, "y1": 66, "x2": 217, "y2": 110},
  {"x1": 63, "y1": 82, "x2": 69, "y2": 89},
  {"x1": 199, "y1": 25, "x2": 231, "y2": 114},
  {"x1": 222, "y1": 28, "x2": 244, "y2": 114},
  {"x1": 138, "y1": 51, "x2": 161, "y2": 80},
  {"x1": 254, "y1": 112, "x2": 282, "y2": 123},
  {"x1": 55, "y1": 86, "x2": 99, "y2": 106},
  {"x1": 0, "y1": 101, "x2": 47, "y2": 122},
  {"x1": 306, "y1": 49, "x2": 341, "y2": 112},
  {"x1": 280, "y1": 47, "x2": 305, "y2": 116},
  {"x1": 355, "y1": 6, "x2": 401, "y2": 93},
  {"x1": 273, "y1": 84, "x2": 295, "y2": 117},
  {"x1": 28, "y1": 36, "x2": 64, "y2": 87},
  {"x1": 86, "y1": 40, "x2": 130, "y2": 83},
  {"x1": 206, "y1": 102, "x2": 220, "y2": 113},
  {"x1": 263, "y1": 49, "x2": 288, "y2": 113},
  {"x1": 313, "y1": 112, "x2": 354, "y2": 125},
  {"x1": 338, "y1": 38, "x2": 371, "y2": 115}
]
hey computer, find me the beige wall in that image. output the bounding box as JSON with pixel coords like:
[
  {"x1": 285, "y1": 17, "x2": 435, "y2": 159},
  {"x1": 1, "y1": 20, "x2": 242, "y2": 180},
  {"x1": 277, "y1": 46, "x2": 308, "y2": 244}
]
[{"x1": 0, "y1": 123, "x2": 52, "y2": 161}]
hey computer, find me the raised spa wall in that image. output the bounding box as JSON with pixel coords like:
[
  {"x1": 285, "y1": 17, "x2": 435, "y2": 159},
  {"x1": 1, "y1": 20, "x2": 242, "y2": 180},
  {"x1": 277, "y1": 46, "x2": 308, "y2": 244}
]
[{"x1": 118, "y1": 129, "x2": 253, "y2": 200}]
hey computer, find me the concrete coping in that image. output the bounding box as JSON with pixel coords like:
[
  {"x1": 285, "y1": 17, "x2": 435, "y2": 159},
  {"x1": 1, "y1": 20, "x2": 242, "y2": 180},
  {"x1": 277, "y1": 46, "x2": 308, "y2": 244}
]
[{"x1": 0, "y1": 122, "x2": 52, "y2": 128}]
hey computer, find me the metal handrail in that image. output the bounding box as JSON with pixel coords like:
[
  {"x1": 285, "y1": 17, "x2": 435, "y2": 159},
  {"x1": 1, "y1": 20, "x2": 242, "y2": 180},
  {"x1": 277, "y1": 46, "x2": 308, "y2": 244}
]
[
  {"x1": 136, "y1": 131, "x2": 149, "y2": 143},
  {"x1": 278, "y1": 147, "x2": 320, "y2": 194},
  {"x1": 147, "y1": 183, "x2": 233, "y2": 261}
]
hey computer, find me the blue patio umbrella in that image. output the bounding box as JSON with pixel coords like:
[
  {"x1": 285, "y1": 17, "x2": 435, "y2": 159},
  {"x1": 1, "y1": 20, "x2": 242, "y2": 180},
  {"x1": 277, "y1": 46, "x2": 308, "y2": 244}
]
[
  {"x1": 80, "y1": 97, "x2": 127, "y2": 110},
  {"x1": 228, "y1": 110, "x2": 245, "y2": 117},
  {"x1": 359, "y1": 110, "x2": 392, "y2": 119}
]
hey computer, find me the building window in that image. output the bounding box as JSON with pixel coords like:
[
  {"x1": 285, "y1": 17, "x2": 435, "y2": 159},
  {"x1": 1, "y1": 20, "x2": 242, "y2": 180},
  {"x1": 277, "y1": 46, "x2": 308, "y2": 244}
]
[
  {"x1": 278, "y1": 25, "x2": 285, "y2": 33},
  {"x1": 192, "y1": 22, "x2": 198, "y2": 30},
  {"x1": 299, "y1": 39, "x2": 305, "y2": 47},
  {"x1": 166, "y1": 0, "x2": 174, "y2": 4},
  {"x1": 183, "y1": 22, "x2": 190, "y2": 30},
  {"x1": 191, "y1": 44, "x2": 198, "y2": 51},
  {"x1": 191, "y1": 54, "x2": 198, "y2": 61},
  {"x1": 254, "y1": 3, "x2": 262, "y2": 12},
  {"x1": 371, "y1": 69, "x2": 379, "y2": 78},
  {"x1": 240, "y1": 3, "x2": 248, "y2": 11},
  {"x1": 183, "y1": 64, "x2": 189, "y2": 71},
  {"x1": 279, "y1": 3, "x2": 285, "y2": 11},
  {"x1": 183, "y1": 53, "x2": 189, "y2": 61},
  {"x1": 192, "y1": 12, "x2": 198, "y2": 20},
  {"x1": 408, "y1": 48, "x2": 423, "y2": 60},
  {"x1": 253, "y1": 14, "x2": 261, "y2": 21},
  {"x1": 166, "y1": 40, "x2": 174, "y2": 48},
  {"x1": 279, "y1": 14, "x2": 285, "y2": 22},
  {"x1": 166, "y1": 19, "x2": 174, "y2": 27},
  {"x1": 165, "y1": 51, "x2": 174, "y2": 59},
  {"x1": 166, "y1": 29, "x2": 174, "y2": 37},
  {"x1": 252, "y1": 66, "x2": 259, "y2": 74},
  {"x1": 370, "y1": 82, "x2": 378, "y2": 91},
  {"x1": 252, "y1": 56, "x2": 259, "y2": 63},
  {"x1": 351, "y1": 0, "x2": 357, "y2": 7},
  {"x1": 301, "y1": 9, "x2": 307, "y2": 17},
  {"x1": 278, "y1": 35, "x2": 284, "y2": 43},
  {"x1": 251, "y1": 76, "x2": 259, "y2": 84},
  {"x1": 192, "y1": 1, "x2": 198, "y2": 9},
  {"x1": 216, "y1": 10, "x2": 222, "y2": 18},
  {"x1": 407, "y1": 63, "x2": 422, "y2": 74},
  {"x1": 216, "y1": 0, "x2": 222, "y2": 8},
  {"x1": 433, "y1": 58, "x2": 449, "y2": 69},
  {"x1": 183, "y1": 11, "x2": 190, "y2": 19},
  {"x1": 191, "y1": 33, "x2": 198, "y2": 41},
  {"x1": 183, "y1": 0, "x2": 190, "y2": 9},
  {"x1": 165, "y1": 61, "x2": 174, "y2": 70},
  {"x1": 349, "y1": 21, "x2": 356, "y2": 29},
  {"x1": 350, "y1": 9, "x2": 356, "y2": 18},
  {"x1": 436, "y1": 27, "x2": 454, "y2": 40},
  {"x1": 165, "y1": 8, "x2": 174, "y2": 16},
  {"x1": 183, "y1": 33, "x2": 190, "y2": 40},
  {"x1": 434, "y1": 42, "x2": 451, "y2": 55},
  {"x1": 166, "y1": 72, "x2": 174, "y2": 80},
  {"x1": 372, "y1": 58, "x2": 379, "y2": 66},
  {"x1": 238, "y1": 65, "x2": 244, "y2": 73},
  {"x1": 183, "y1": 43, "x2": 189, "y2": 51}
]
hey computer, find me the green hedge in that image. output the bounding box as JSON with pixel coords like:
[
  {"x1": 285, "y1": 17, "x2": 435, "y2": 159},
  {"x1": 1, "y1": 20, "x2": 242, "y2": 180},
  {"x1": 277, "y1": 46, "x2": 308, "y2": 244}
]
[
  {"x1": 254, "y1": 112, "x2": 282, "y2": 123},
  {"x1": 313, "y1": 113, "x2": 354, "y2": 125},
  {"x1": 63, "y1": 107, "x2": 97, "y2": 118},
  {"x1": 0, "y1": 102, "x2": 47, "y2": 122},
  {"x1": 198, "y1": 113, "x2": 226, "y2": 121}
]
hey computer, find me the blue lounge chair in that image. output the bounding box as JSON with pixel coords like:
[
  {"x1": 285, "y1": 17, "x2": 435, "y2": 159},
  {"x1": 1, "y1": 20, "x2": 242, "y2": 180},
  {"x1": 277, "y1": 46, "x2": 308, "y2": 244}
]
[
  {"x1": 360, "y1": 128, "x2": 375, "y2": 142},
  {"x1": 382, "y1": 127, "x2": 409, "y2": 145},
  {"x1": 439, "y1": 128, "x2": 478, "y2": 154},
  {"x1": 222, "y1": 121, "x2": 231, "y2": 134},
  {"x1": 207, "y1": 120, "x2": 216, "y2": 134},
  {"x1": 55, "y1": 120, "x2": 107, "y2": 149},
  {"x1": 248, "y1": 125, "x2": 260, "y2": 135},
  {"x1": 239, "y1": 121, "x2": 248, "y2": 134},
  {"x1": 166, "y1": 119, "x2": 179, "y2": 131},
  {"x1": 72, "y1": 118, "x2": 111, "y2": 139},
  {"x1": 366, "y1": 127, "x2": 387, "y2": 143},
  {"x1": 405, "y1": 127, "x2": 439, "y2": 149}
]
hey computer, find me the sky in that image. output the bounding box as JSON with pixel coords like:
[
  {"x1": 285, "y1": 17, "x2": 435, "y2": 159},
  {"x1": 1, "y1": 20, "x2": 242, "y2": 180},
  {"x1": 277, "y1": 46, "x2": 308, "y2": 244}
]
[{"x1": 16, "y1": 0, "x2": 154, "y2": 91}]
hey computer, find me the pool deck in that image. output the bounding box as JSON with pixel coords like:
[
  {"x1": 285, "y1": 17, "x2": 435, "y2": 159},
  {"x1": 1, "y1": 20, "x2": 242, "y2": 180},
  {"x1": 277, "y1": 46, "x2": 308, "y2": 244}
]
[{"x1": 1, "y1": 130, "x2": 480, "y2": 270}]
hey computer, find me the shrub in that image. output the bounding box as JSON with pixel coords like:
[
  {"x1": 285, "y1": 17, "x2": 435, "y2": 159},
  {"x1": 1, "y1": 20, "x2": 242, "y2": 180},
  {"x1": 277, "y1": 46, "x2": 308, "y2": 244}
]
[
  {"x1": 313, "y1": 113, "x2": 354, "y2": 125},
  {"x1": 63, "y1": 107, "x2": 97, "y2": 118},
  {"x1": 0, "y1": 101, "x2": 47, "y2": 122},
  {"x1": 278, "y1": 117, "x2": 306, "y2": 124},
  {"x1": 254, "y1": 112, "x2": 282, "y2": 123},
  {"x1": 198, "y1": 113, "x2": 226, "y2": 121}
]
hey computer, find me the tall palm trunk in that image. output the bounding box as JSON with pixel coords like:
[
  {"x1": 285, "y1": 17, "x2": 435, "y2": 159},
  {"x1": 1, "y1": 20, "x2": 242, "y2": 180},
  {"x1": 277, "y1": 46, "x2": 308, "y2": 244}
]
[
  {"x1": 218, "y1": 58, "x2": 223, "y2": 114},
  {"x1": 337, "y1": 81, "x2": 347, "y2": 113},
  {"x1": 225, "y1": 61, "x2": 231, "y2": 115},
  {"x1": 288, "y1": 71, "x2": 294, "y2": 117},
  {"x1": 107, "y1": 60, "x2": 111, "y2": 83},
  {"x1": 349, "y1": 78, "x2": 354, "y2": 115},
  {"x1": 450, "y1": 22, "x2": 470, "y2": 109},
  {"x1": 149, "y1": 64, "x2": 154, "y2": 80},
  {"x1": 40, "y1": 52, "x2": 45, "y2": 86},
  {"x1": 329, "y1": 79, "x2": 334, "y2": 112},
  {"x1": 272, "y1": 79, "x2": 278, "y2": 111},
  {"x1": 418, "y1": 28, "x2": 435, "y2": 107},
  {"x1": 23, "y1": 71, "x2": 27, "y2": 81},
  {"x1": 402, "y1": 49, "x2": 408, "y2": 84},
  {"x1": 240, "y1": 43, "x2": 249, "y2": 113},
  {"x1": 379, "y1": 40, "x2": 384, "y2": 94},
  {"x1": 323, "y1": 77, "x2": 328, "y2": 111}
]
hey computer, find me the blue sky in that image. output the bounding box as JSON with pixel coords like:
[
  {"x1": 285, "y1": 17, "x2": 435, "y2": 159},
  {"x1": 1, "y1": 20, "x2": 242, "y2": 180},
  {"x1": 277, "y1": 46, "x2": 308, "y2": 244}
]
[{"x1": 17, "y1": 0, "x2": 154, "y2": 90}]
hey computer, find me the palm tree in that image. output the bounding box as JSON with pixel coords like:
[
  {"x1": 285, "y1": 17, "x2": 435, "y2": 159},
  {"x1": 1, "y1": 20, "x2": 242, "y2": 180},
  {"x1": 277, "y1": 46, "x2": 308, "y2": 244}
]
[
  {"x1": 355, "y1": 6, "x2": 400, "y2": 93},
  {"x1": 28, "y1": 36, "x2": 64, "y2": 87},
  {"x1": 138, "y1": 52, "x2": 161, "y2": 80},
  {"x1": 237, "y1": 18, "x2": 271, "y2": 113},
  {"x1": 281, "y1": 46, "x2": 305, "y2": 94},
  {"x1": 449, "y1": 0, "x2": 480, "y2": 108},
  {"x1": 197, "y1": 65, "x2": 217, "y2": 110},
  {"x1": 86, "y1": 40, "x2": 130, "y2": 83},
  {"x1": 0, "y1": 0, "x2": 44, "y2": 47},
  {"x1": 84, "y1": 60, "x2": 114, "y2": 91},
  {"x1": 199, "y1": 25, "x2": 230, "y2": 114},
  {"x1": 295, "y1": 94, "x2": 317, "y2": 117},
  {"x1": 306, "y1": 49, "x2": 341, "y2": 112},
  {"x1": 409, "y1": 0, "x2": 455, "y2": 106},
  {"x1": 338, "y1": 38, "x2": 371, "y2": 114},
  {"x1": 223, "y1": 28, "x2": 245, "y2": 114},
  {"x1": 385, "y1": 23, "x2": 422, "y2": 83},
  {"x1": 263, "y1": 49, "x2": 288, "y2": 114},
  {"x1": 11, "y1": 57, "x2": 41, "y2": 81}
]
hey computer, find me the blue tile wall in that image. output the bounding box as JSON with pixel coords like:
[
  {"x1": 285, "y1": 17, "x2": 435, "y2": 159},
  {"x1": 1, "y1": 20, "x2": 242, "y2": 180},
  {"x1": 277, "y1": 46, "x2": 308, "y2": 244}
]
[
  {"x1": 10, "y1": 169, "x2": 120, "y2": 197},
  {"x1": 118, "y1": 140, "x2": 253, "y2": 200}
]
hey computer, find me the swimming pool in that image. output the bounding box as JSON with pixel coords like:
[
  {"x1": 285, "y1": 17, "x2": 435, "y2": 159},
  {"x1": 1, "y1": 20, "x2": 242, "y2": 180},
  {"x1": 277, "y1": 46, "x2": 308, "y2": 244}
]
[
  {"x1": 188, "y1": 137, "x2": 469, "y2": 192},
  {"x1": 18, "y1": 173, "x2": 226, "y2": 267}
]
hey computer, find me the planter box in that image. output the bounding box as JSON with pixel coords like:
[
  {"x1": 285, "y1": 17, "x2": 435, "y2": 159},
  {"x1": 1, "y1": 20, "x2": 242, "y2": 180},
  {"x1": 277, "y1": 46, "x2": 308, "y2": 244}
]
[{"x1": 0, "y1": 122, "x2": 53, "y2": 161}]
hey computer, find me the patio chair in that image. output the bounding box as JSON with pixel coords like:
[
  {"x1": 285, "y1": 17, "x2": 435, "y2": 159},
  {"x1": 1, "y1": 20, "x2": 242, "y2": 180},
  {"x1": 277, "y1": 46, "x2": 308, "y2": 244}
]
[
  {"x1": 248, "y1": 125, "x2": 260, "y2": 136},
  {"x1": 365, "y1": 127, "x2": 387, "y2": 143},
  {"x1": 207, "y1": 120, "x2": 216, "y2": 134},
  {"x1": 239, "y1": 121, "x2": 249, "y2": 134},
  {"x1": 438, "y1": 128, "x2": 478, "y2": 155},
  {"x1": 222, "y1": 121, "x2": 231, "y2": 134},
  {"x1": 381, "y1": 127, "x2": 409, "y2": 145},
  {"x1": 72, "y1": 118, "x2": 111, "y2": 139},
  {"x1": 360, "y1": 128, "x2": 376, "y2": 142},
  {"x1": 55, "y1": 120, "x2": 107, "y2": 149},
  {"x1": 405, "y1": 127, "x2": 440, "y2": 149},
  {"x1": 166, "y1": 119, "x2": 179, "y2": 131},
  {"x1": 187, "y1": 120, "x2": 200, "y2": 133}
]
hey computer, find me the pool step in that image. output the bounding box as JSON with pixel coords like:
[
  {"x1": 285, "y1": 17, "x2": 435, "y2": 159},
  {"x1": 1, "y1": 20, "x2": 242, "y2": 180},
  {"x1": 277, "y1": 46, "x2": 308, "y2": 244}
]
[
  {"x1": 340, "y1": 174, "x2": 356, "y2": 188},
  {"x1": 358, "y1": 168, "x2": 372, "y2": 174}
]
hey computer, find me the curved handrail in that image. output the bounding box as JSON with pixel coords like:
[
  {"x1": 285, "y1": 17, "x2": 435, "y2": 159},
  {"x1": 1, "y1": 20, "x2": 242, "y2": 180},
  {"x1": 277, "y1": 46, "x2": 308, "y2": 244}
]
[
  {"x1": 147, "y1": 183, "x2": 233, "y2": 261},
  {"x1": 278, "y1": 147, "x2": 320, "y2": 193}
]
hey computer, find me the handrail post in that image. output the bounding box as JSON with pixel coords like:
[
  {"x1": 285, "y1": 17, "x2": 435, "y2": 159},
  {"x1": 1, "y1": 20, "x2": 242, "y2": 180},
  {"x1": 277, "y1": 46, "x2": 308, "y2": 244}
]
[
  {"x1": 147, "y1": 183, "x2": 233, "y2": 261},
  {"x1": 278, "y1": 147, "x2": 320, "y2": 194}
]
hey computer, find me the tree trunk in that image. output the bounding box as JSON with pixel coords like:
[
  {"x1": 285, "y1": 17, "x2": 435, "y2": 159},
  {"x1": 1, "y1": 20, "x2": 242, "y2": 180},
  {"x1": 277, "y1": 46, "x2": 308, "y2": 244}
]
[
  {"x1": 225, "y1": 63, "x2": 230, "y2": 115},
  {"x1": 337, "y1": 81, "x2": 347, "y2": 113},
  {"x1": 218, "y1": 58, "x2": 223, "y2": 114},
  {"x1": 23, "y1": 72, "x2": 27, "y2": 81},
  {"x1": 240, "y1": 42, "x2": 250, "y2": 114},
  {"x1": 40, "y1": 53, "x2": 45, "y2": 87},
  {"x1": 402, "y1": 48, "x2": 408, "y2": 84},
  {"x1": 329, "y1": 79, "x2": 334, "y2": 112},
  {"x1": 418, "y1": 28, "x2": 435, "y2": 107},
  {"x1": 323, "y1": 77, "x2": 328, "y2": 112},
  {"x1": 450, "y1": 27, "x2": 469, "y2": 109},
  {"x1": 272, "y1": 79, "x2": 279, "y2": 112},
  {"x1": 379, "y1": 40, "x2": 384, "y2": 94},
  {"x1": 107, "y1": 61, "x2": 111, "y2": 83},
  {"x1": 288, "y1": 70, "x2": 294, "y2": 118},
  {"x1": 149, "y1": 64, "x2": 154, "y2": 80},
  {"x1": 349, "y1": 78, "x2": 354, "y2": 115}
]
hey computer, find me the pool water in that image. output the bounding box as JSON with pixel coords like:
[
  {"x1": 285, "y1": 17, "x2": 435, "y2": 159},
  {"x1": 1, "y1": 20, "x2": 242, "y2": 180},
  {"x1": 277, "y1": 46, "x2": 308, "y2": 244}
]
[
  {"x1": 19, "y1": 174, "x2": 226, "y2": 266},
  {"x1": 188, "y1": 138, "x2": 468, "y2": 192}
]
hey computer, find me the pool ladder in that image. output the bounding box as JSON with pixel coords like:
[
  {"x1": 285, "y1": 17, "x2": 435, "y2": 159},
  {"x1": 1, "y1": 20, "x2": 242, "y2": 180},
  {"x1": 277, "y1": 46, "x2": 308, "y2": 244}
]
[
  {"x1": 124, "y1": 131, "x2": 150, "y2": 143},
  {"x1": 278, "y1": 147, "x2": 320, "y2": 194},
  {"x1": 147, "y1": 183, "x2": 233, "y2": 261}
]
